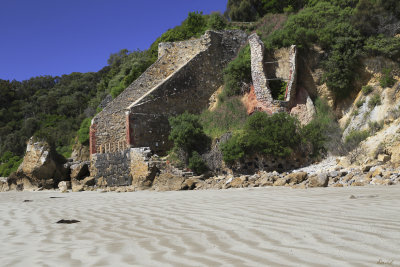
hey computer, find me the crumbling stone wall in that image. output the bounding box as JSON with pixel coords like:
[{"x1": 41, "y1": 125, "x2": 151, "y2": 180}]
[
  {"x1": 90, "y1": 30, "x2": 247, "y2": 186},
  {"x1": 90, "y1": 149, "x2": 132, "y2": 186},
  {"x1": 249, "y1": 34, "x2": 273, "y2": 104},
  {"x1": 248, "y1": 33, "x2": 298, "y2": 113},
  {"x1": 91, "y1": 36, "x2": 210, "y2": 155},
  {"x1": 127, "y1": 30, "x2": 248, "y2": 154}
]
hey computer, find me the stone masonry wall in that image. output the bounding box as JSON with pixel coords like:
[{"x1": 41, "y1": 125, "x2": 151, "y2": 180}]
[
  {"x1": 91, "y1": 37, "x2": 209, "y2": 154},
  {"x1": 249, "y1": 33, "x2": 273, "y2": 104},
  {"x1": 90, "y1": 149, "x2": 132, "y2": 186},
  {"x1": 90, "y1": 30, "x2": 247, "y2": 186},
  {"x1": 127, "y1": 30, "x2": 248, "y2": 154},
  {"x1": 248, "y1": 33, "x2": 297, "y2": 113}
]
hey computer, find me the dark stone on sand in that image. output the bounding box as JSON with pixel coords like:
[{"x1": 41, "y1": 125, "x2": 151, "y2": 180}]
[{"x1": 56, "y1": 219, "x2": 80, "y2": 224}]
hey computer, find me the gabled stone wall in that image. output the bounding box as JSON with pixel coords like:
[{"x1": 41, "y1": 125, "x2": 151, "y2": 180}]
[
  {"x1": 91, "y1": 35, "x2": 210, "y2": 155},
  {"x1": 127, "y1": 31, "x2": 248, "y2": 154},
  {"x1": 90, "y1": 30, "x2": 248, "y2": 186}
]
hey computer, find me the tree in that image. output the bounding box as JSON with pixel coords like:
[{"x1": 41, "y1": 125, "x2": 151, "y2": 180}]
[
  {"x1": 168, "y1": 112, "x2": 210, "y2": 155},
  {"x1": 208, "y1": 12, "x2": 227, "y2": 30}
]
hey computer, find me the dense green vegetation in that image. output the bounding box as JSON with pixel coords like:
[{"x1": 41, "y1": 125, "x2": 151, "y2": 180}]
[
  {"x1": 344, "y1": 129, "x2": 370, "y2": 150},
  {"x1": 368, "y1": 93, "x2": 382, "y2": 108},
  {"x1": 221, "y1": 112, "x2": 302, "y2": 164},
  {"x1": 0, "y1": 72, "x2": 104, "y2": 160},
  {"x1": 0, "y1": 152, "x2": 22, "y2": 177},
  {"x1": 200, "y1": 97, "x2": 248, "y2": 138},
  {"x1": 168, "y1": 112, "x2": 210, "y2": 174},
  {"x1": 168, "y1": 112, "x2": 210, "y2": 156},
  {"x1": 222, "y1": 45, "x2": 252, "y2": 97},
  {"x1": 219, "y1": 102, "x2": 335, "y2": 164},
  {"x1": 226, "y1": 0, "x2": 306, "y2": 21},
  {"x1": 380, "y1": 68, "x2": 396, "y2": 88},
  {"x1": 262, "y1": 0, "x2": 400, "y2": 99}
]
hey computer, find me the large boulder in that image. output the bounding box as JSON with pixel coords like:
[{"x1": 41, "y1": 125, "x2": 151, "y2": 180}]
[
  {"x1": 130, "y1": 148, "x2": 158, "y2": 189},
  {"x1": 0, "y1": 177, "x2": 9, "y2": 192},
  {"x1": 285, "y1": 172, "x2": 308, "y2": 184},
  {"x1": 152, "y1": 173, "x2": 185, "y2": 191},
  {"x1": 70, "y1": 138, "x2": 90, "y2": 162},
  {"x1": 308, "y1": 173, "x2": 329, "y2": 187},
  {"x1": 7, "y1": 137, "x2": 67, "y2": 190}
]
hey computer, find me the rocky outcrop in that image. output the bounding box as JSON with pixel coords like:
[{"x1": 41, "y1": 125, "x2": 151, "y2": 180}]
[
  {"x1": 152, "y1": 173, "x2": 186, "y2": 191},
  {"x1": 70, "y1": 161, "x2": 90, "y2": 180},
  {"x1": 6, "y1": 137, "x2": 67, "y2": 190},
  {"x1": 70, "y1": 138, "x2": 90, "y2": 162}
]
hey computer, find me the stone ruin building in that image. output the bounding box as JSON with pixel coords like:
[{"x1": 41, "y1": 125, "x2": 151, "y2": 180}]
[
  {"x1": 245, "y1": 33, "x2": 315, "y2": 121},
  {"x1": 90, "y1": 30, "x2": 248, "y2": 186},
  {"x1": 89, "y1": 30, "x2": 315, "y2": 186}
]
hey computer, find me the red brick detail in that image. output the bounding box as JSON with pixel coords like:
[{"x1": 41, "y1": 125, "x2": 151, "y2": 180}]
[
  {"x1": 126, "y1": 113, "x2": 132, "y2": 146},
  {"x1": 89, "y1": 123, "x2": 97, "y2": 155}
]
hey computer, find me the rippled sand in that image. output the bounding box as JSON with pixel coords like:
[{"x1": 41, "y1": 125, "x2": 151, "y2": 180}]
[{"x1": 1, "y1": 186, "x2": 400, "y2": 266}]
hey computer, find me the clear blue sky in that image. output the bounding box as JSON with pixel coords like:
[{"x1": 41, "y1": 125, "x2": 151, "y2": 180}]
[{"x1": 0, "y1": 0, "x2": 227, "y2": 81}]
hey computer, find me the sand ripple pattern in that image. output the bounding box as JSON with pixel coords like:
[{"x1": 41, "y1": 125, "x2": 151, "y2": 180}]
[{"x1": 1, "y1": 186, "x2": 400, "y2": 266}]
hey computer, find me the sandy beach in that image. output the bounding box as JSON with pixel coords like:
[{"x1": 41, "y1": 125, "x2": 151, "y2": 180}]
[{"x1": 1, "y1": 186, "x2": 400, "y2": 266}]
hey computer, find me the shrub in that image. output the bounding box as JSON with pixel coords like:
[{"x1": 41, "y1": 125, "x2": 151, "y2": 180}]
[
  {"x1": 221, "y1": 112, "x2": 301, "y2": 163},
  {"x1": 380, "y1": 68, "x2": 396, "y2": 88},
  {"x1": 200, "y1": 97, "x2": 247, "y2": 138},
  {"x1": 351, "y1": 109, "x2": 359, "y2": 116},
  {"x1": 356, "y1": 99, "x2": 365, "y2": 108},
  {"x1": 364, "y1": 35, "x2": 400, "y2": 60},
  {"x1": 269, "y1": 80, "x2": 287, "y2": 100},
  {"x1": 56, "y1": 145, "x2": 72, "y2": 159},
  {"x1": 148, "y1": 11, "x2": 209, "y2": 61},
  {"x1": 77, "y1": 117, "x2": 92, "y2": 145},
  {"x1": 188, "y1": 151, "x2": 208, "y2": 174},
  {"x1": 368, "y1": 120, "x2": 383, "y2": 134},
  {"x1": 110, "y1": 83, "x2": 125, "y2": 99},
  {"x1": 222, "y1": 45, "x2": 252, "y2": 97},
  {"x1": 168, "y1": 112, "x2": 210, "y2": 155},
  {"x1": 362, "y1": 85, "x2": 373, "y2": 95},
  {"x1": 208, "y1": 12, "x2": 227, "y2": 30},
  {"x1": 0, "y1": 151, "x2": 22, "y2": 177},
  {"x1": 344, "y1": 130, "x2": 369, "y2": 151},
  {"x1": 301, "y1": 98, "x2": 341, "y2": 156},
  {"x1": 368, "y1": 94, "x2": 381, "y2": 109}
]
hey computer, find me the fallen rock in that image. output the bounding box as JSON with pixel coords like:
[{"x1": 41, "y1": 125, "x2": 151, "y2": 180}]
[
  {"x1": 7, "y1": 137, "x2": 67, "y2": 190},
  {"x1": 230, "y1": 177, "x2": 244, "y2": 188},
  {"x1": 152, "y1": 173, "x2": 185, "y2": 191},
  {"x1": 377, "y1": 154, "x2": 391, "y2": 163},
  {"x1": 81, "y1": 176, "x2": 95, "y2": 187},
  {"x1": 273, "y1": 177, "x2": 288, "y2": 186},
  {"x1": 182, "y1": 178, "x2": 201, "y2": 190},
  {"x1": 362, "y1": 165, "x2": 373, "y2": 172},
  {"x1": 371, "y1": 167, "x2": 383, "y2": 178},
  {"x1": 286, "y1": 172, "x2": 308, "y2": 184},
  {"x1": 308, "y1": 173, "x2": 328, "y2": 187},
  {"x1": 71, "y1": 179, "x2": 84, "y2": 192},
  {"x1": 58, "y1": 181, "x2": 71, "y2": 192}
]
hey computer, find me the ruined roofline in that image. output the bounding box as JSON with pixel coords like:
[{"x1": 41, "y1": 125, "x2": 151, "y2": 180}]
[
  {"x1": 93, "y1": 30, "x2": 231, "y2": 123},
  {"x1": 126, "y1": 30, "x2": 240, "y2": 111}
]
